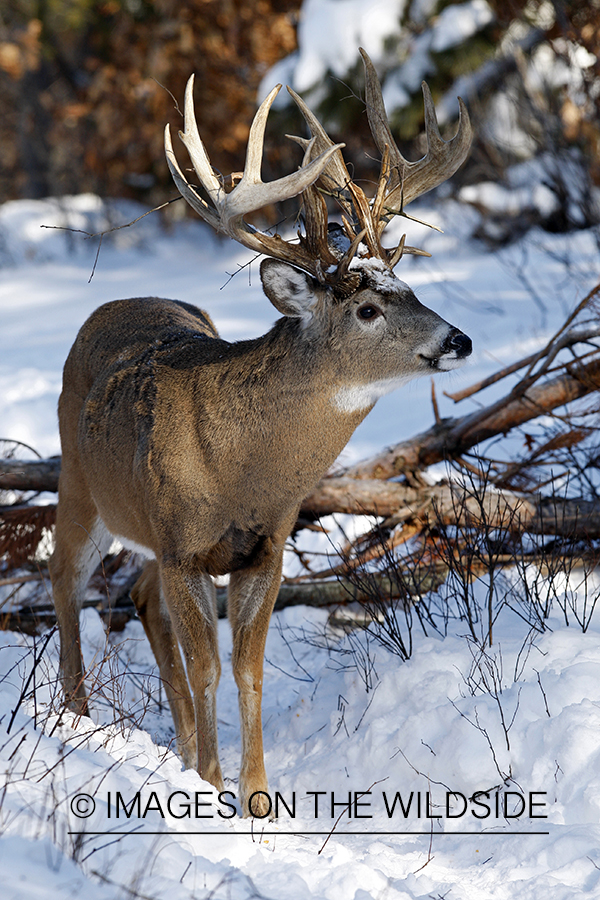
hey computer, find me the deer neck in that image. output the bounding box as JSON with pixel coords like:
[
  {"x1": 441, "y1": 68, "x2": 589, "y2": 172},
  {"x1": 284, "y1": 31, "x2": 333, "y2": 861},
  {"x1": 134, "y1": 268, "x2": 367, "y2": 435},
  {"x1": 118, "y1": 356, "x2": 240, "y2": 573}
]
[
  {"x1": 158, "y1": 317, "x2": 370, "y2": 503},
  {"x1": 224, "y1": 316, "x2": 369, "y2": 443}
]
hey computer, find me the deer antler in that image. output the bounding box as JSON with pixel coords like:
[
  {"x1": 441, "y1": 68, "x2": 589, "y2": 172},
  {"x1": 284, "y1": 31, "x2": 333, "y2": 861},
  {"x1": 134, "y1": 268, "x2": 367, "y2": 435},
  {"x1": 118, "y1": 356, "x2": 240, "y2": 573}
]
[
  {"x1": 165, "y1": 52, "x2": 472, "y2": 284},
  {"x1": 360, "y1": 48, "x2": 472, "y2": 211},
  {"x1": 286, "y1": 49, "x2": 472, "y2": 269},
  {"x1": 165, "y1": 75, "x2": 345, "y2": 283}
]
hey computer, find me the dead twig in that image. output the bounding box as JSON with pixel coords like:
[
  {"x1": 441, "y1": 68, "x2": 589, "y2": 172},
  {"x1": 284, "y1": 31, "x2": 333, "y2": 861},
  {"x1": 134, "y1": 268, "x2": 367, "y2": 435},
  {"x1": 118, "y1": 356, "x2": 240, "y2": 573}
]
[{"x1": 41, "y1": 197, "x2": 182, "y2": 282}]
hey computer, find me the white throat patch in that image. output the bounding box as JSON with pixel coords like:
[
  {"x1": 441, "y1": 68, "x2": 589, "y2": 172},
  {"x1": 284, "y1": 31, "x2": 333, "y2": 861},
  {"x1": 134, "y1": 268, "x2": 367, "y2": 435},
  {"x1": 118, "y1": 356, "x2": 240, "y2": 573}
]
[{"x1": 332, "y1": 375, "x2": 414, "y2": 413}]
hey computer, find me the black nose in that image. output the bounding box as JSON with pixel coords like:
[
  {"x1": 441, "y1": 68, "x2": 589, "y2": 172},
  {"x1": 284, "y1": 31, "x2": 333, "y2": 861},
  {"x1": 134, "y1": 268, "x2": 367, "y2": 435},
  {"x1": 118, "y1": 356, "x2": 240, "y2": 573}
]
[{"x1": 445, "y1": 329, "x2": 472, "y2": 359}]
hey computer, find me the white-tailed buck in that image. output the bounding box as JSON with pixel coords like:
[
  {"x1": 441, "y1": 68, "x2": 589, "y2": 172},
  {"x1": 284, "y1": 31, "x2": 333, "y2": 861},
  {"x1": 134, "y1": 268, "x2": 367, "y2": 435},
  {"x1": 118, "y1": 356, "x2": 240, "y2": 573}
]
[{"x1": 50, "y1": 49, "x2": 472, "y2": 816}]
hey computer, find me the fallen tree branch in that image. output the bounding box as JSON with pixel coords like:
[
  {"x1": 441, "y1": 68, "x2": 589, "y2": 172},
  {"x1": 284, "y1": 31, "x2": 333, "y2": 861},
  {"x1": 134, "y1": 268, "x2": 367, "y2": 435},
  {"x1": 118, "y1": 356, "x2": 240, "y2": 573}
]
[
  {"x1": 0, "y1": 457, "x2": 60, "y2": 492},
  {"x1": 301, "y1": 478, "x2": 600, "y2": 536},
  {"x1": 4, "y1": 319, "x2": 600, "y2": 498},
  {"x1": 3, "y1": 475, "x2": 599, "y2": 568},
  {"x1": 342, "y1": 353, "x2": 600, "y2": 480},
  {"x1": 0, "y1": 570, "x2": 403, "y2": 635},
  {"x1": 5, "y1": 352, "x2": 599, "y2": 498}
]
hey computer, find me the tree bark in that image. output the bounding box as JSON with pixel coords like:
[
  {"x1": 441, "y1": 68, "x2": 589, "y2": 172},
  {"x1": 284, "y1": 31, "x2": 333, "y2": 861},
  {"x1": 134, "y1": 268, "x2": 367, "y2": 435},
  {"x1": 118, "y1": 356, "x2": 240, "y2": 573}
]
[
  {"x1": 0, "y1": 573, "x2": 402, "y2": 636},
  {"x1": 3, "y1": 356, "x2": 600, "y2": 545},
  {"x1": 343, "y1": 356, "x2": 600, "y2": 480},
  {"x1": 3, "y1": 355, "x2": 599, "y2": 496},
  {"x1": 0, "y1": 457, "x2": 61, "y2": 492},
  {"x1": 301, "y1": 478, "x2": 600, "y2": 537}
]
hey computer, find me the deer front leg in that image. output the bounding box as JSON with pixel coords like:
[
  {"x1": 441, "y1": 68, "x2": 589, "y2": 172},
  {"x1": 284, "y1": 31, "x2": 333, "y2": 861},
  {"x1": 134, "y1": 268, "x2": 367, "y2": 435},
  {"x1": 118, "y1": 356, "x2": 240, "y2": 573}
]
[
  {"x1": 130, "y1": 561, "x2": 197, "y2": 769},
  {"x1": 159, "y1": 561, "x2": 224, "y2": 792},
  {"x1": 228, "y1": 545, "x2": 284, "y2": 818}
]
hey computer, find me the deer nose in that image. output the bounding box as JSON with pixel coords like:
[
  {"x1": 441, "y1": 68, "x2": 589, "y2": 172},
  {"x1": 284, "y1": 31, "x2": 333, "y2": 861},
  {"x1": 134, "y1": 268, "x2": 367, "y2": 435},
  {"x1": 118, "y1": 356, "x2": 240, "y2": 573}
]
[{"x1": 444, "y1": 329, "x2": 472, "y2": 359}]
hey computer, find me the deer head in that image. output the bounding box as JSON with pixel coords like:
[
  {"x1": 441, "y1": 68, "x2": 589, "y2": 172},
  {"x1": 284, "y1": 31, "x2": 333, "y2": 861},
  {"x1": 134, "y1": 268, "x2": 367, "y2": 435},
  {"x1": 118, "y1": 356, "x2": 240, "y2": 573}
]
[{"x1": 163, "y1": 50, "x2": 472, "y2": 396}]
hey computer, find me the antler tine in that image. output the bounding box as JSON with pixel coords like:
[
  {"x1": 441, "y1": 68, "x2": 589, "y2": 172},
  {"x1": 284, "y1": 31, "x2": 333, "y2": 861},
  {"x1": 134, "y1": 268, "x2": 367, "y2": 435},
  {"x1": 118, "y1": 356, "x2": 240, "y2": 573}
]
[
  {"x1": 371, "y1": 143, "x2": 391, "y2": 231},
  {"x1": 395, "y1": 82, "x2": 471, "y2": 206},
  {"x1": 286, "y1": 87, "x2": 353, "y2": 206},
  {"x1": 223, "y1": 133, "x2": 347, "y2": 241},
  {"x1": 288, "y1": 85, "x2": 388, "y2": 261},
  {"x1": 164, "y1": 122, "x2": 221, "y2": 230},
  {"x1": 360, "y1": 48, "x2": 403, "y2": 192},
  {"x1": 241, "y1": 83, "x2": 282, "y2": 186},
  {"x1": 178, "y1": 75, "x2": 347, "y2": 223},
  {"x1": 180, "y1": 74, "x2": 224, "y2": 207},
  {"x1": 166, "y1": 74, "x2": 349, "y2": 279},
  {"x1": 360, "y1": 48, "x2": 472, "y2": 209}
]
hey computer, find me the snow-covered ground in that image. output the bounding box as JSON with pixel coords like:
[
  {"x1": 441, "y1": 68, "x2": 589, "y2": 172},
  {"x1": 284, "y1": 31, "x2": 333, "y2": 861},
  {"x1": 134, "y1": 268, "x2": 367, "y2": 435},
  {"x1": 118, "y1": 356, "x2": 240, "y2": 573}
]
[{"x1": 1, "y1": 195, "x2": 600, "y2": 899}]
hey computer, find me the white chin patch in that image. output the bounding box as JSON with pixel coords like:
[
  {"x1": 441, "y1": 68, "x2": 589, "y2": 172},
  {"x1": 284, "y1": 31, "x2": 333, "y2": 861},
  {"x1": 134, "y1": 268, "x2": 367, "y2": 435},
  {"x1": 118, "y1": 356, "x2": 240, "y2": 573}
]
[
  {"x1": 332, "y1": 375, "x2": 414, "y2": 413},
  {"x1": 435, "y1": 355, "x2": 468, "y2": 372}
]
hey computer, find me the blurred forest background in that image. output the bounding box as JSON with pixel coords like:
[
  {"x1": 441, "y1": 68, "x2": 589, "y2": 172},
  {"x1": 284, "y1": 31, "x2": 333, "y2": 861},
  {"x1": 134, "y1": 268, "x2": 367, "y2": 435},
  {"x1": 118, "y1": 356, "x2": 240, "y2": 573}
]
[{"x1": 1, "y1": 0, "x2": 599, "y2": 238}]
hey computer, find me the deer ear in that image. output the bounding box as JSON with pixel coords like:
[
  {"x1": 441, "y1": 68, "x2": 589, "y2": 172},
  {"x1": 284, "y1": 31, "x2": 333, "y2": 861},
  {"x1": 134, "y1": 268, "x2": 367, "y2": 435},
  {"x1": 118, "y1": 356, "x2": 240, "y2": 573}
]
[{"x1": 260, "y1": 259, "x2": 319, "y2": 319}]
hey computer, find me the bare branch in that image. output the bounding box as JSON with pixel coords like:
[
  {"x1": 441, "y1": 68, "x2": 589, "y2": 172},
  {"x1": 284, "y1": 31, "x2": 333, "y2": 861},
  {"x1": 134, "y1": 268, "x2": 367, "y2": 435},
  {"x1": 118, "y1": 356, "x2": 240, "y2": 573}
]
[
  {"x1": 41, "y1": 198, "x2": 183, "y2": 282},
  {"x1": 344, "y1": 352, "x2": 600, "y2": 480}
]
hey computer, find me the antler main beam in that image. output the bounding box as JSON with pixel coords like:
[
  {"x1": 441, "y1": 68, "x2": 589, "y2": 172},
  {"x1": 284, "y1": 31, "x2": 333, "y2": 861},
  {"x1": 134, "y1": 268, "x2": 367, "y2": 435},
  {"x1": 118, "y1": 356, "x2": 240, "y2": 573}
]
[
  {"x1": 165, "y1": 76, "x2": 346, "y2": 280},
  {"x1": 165, "y1": 52, "x2": 472, "y2": 282},
  {"x1": 359, "y1": 48, "x2": 472, "y2": 210}
]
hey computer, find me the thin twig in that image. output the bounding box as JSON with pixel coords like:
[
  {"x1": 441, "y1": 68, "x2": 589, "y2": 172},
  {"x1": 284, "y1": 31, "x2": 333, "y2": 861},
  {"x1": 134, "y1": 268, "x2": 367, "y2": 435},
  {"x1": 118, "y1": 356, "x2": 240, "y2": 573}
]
[
  {"x1": 41, "y1": 197, "x2": 183, "y2": 282},
  {"x1": 317, "y1": 778, "x2": 386, "y2": 854}
]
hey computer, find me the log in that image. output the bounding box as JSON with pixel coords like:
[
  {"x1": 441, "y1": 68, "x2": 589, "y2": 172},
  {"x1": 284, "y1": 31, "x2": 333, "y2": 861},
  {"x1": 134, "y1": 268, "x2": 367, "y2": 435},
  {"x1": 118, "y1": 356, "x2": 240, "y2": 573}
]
[
  {"x1": 0, "y1": 457, "x2": 61, "y2": 492},
  {"x1": 3, "y1": 480, "x2": 598, "y2": 561},
  {"x1": 3, "y1": 475, "x2": 600, "y2": 550},
  {"x1": 301, "y1": 476, "x2": 419, "y2": 517},
  {"x1": 2, "y1": 351, "x2": 600, "y2": 557},
  {"x1": 0, "y1": 573, "x2": 407, "y2": 636},
  {"x1": 3, "y1": 355, "x2": 599, "y2": 496},
  {"x1": 343, "y1": 355, "x2": 600, "y2": 480},
  {"x1": 301, "y1": 478, "x2": 600, "y2": 537}
]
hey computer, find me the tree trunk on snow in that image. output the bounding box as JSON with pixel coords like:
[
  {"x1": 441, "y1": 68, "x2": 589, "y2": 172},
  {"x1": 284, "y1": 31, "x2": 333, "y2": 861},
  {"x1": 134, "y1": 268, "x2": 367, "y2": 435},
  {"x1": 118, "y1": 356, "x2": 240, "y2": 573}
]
[
  {"x1": 341, "y1": 356, "x2": 600, "y2": 480},
  {"x1": 300, "y1": 478, "x2": 600, "y2": 537},
  {"x1": 0, "y1": 457, "x2": 61, "y2": 493}
]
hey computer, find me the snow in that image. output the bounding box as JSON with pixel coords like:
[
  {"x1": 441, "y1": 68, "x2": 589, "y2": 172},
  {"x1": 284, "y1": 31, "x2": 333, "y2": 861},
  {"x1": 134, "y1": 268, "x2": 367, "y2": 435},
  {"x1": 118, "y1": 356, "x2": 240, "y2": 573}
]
[
  {"x1": 1, "y1": 189, "x2": 599, "y2": 898},
  {"x1": 458, "y1": 151, "x2": 600, "y2": 230},
  {"x1": 430, "y1": 0, "x2": 494, "y2": 53},
  {"x1": 348, "y1": 255, "x2": 411, "y2": 293},
  {"x1": 1, "y1": 586, "x2": 600, "y2": 897},
  {"x1": 459, "y1": 179, "x2": 558, "y2": 217},
  {"x1": 260, "y1": 0, "x2": 495, "y2": 113},
  {"x1": 3, "y1": 192, "x2": 597, "y2": 464},
  {"x1": 270, "y1": 0, "x2": 409, "y2": 95}
]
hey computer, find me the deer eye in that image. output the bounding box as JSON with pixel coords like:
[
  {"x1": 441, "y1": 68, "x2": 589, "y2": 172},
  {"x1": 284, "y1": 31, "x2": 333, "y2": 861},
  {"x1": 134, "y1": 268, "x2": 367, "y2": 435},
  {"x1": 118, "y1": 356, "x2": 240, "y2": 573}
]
[{"x1": 357, "y1": 304, "x2": 382, "y2": 321}]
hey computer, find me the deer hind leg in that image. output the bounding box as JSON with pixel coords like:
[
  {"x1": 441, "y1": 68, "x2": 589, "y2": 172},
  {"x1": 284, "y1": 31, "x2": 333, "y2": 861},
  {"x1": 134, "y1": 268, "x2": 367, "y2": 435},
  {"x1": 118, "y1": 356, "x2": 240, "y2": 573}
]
[
  {"x1": 228, "y1": 545, "x2": 284, "y2": 818},
  {"x1": 130, "y1": 560, "x2": 197, "y2": 769},
  {"x1": 158, "y1": 561, "x2": 224, "y2": 791},
  {"x1": 49, "y1": 487, "x2": 112, "y2": 715}
]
